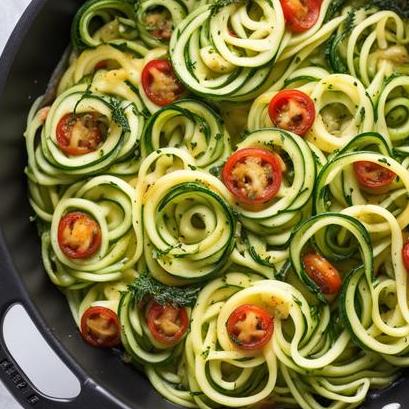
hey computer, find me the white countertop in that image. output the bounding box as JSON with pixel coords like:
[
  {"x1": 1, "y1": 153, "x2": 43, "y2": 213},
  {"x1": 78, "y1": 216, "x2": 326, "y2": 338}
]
[
  {"x1": 0, "y1": 2, "x2": 34, "y2": 408},
  {"x1": 0, "y1": 0, "x2": 30, "y2": 54}
]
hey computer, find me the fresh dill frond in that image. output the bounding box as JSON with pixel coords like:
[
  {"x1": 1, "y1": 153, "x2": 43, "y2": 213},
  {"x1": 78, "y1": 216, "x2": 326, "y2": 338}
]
[
  {"x1": 128, "y1": 271, "x2": 200, "y2": 307},
  {"x1": 210, "y1": 0, "x2": 245, "y2": 16},
  {"x1": 109, "y1": 97, "x2": 131, "y2": 132},
  {"x1": 323, "y1": 0, "x2": 348, "y2": 23}
]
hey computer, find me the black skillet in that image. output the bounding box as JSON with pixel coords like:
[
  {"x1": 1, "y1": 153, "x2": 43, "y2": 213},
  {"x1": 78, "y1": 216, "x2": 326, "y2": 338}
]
[{"x1": 0, "y1": 1, "x2": 407, "y2": 408}]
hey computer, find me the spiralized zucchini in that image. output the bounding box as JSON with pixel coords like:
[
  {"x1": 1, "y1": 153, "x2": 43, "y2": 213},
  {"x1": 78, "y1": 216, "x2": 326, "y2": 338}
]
[
  {"x1": 135, "y1": 0, "x2": 188, "y2": 48},
  {"x1": 143, "y1": 170, "x2": 236, "y2": 285},
  {"x1": 24, "y1": 0, "x2": 409, "y2": 408},
  {"x1": 71, "y1": 0, "x2": 139, "y2": 49},
  {"x1": 141, "y1": 99, "x2": 231, "y2": 169},
  {"x1": 42, "y1": 175, "x2": 139, "y2": 289}
]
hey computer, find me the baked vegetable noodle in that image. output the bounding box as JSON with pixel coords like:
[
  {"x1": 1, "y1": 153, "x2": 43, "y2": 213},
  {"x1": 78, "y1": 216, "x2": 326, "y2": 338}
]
[
  {"x1": 327, "y1": 6, "x2": 409, "y2": 88},
  {"x1": 42, "y1": 175, "x2": 138, "y2": 289},
  {"x1": 249, "y1": 73, "x2": 375, "y2": 152},
  {"x1": 135, "y1": 0, "x2": 188, "y2": 48},
  {"x1": 72, "y1": 0, "x2": 139, "y2": 49},
  {"x1": 340, "y1": 205, "x2": 409, "y2": 356},
  {"x1": 26, "y1": 84, "x2": 144, "y2": 185},
  {"x1": 231, "y1": 128, "x2": 316, "y2": 246},
  {"x1": 58, "y1": 43, "x2": 148, "y2": 95},
  {"x1": 24, "y1": 0, "x2": 409, "y2": 407},
  {"x1": 376, "y1": 75, "x2": 409, "y2": 148},
  {"x1": 119, "y1": 290, "x2": 186, "y2": 365},
  {"x1": 170, "y1": 0, "x2": 286, "y2": 100},
  {"x1": 314, "y1": 133, "x2": 409, "y2": 225},
  {"x1": 143, "y1": 170, "x2": 236, "y2": 285},
  {"x1": 66, "y1": 279, "x2": 129, "y2": 327},
  {"x1": 141, "y1": 99, "x2": 231, "y2": 169}
]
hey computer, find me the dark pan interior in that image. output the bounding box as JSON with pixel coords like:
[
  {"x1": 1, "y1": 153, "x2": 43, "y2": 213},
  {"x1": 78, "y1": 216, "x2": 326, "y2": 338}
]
[{"x1": 0, "y1": 1, "x2": 407, "y2": 408}]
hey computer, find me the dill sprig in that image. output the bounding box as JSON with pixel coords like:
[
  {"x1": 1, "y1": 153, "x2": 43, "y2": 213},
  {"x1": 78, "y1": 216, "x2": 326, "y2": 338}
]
[
  {"x1": 109, "y1": 97, "x2": 130, "y2": 132},
  {"x1": 210, "y1": 0, "x2": 245, "y2": 16},
  {"x1": 128, "y1": 271, "x2": 200, "y2": 307},
  {"x1": 323, "y1": 0, "x2": 348, "y2": 23}
]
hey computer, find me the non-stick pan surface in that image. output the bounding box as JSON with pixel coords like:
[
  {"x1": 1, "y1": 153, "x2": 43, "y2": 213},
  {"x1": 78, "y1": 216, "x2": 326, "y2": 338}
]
[{"x1": 0, "y1": 1, "x2": 407, "y2": 408}]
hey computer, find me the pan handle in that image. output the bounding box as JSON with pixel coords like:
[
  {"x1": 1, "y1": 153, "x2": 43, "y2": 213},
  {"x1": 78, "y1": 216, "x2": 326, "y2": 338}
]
[
  {"x1": 0, "y1": 350, "x2": 116, "y2": 409},
  {"x1": 0, "y1": 235, "x2": 123, "y2": 409}
]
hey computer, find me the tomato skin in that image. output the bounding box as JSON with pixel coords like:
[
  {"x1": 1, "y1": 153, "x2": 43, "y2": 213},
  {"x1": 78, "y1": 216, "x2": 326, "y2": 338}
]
[
  {"x1": 303, "y1": 252, "x2": 342, "y2": 295},
  {"x1": 222, "y1": 148, "x2": 283, "y2": 206},
  {"x1": 58, "y1": 212, "x2": 102, "y2": 259},
  {"x1": 280, "y1": 0, "x2": 321, "y2": 33},
  {"x1": 146, "y1": 301, "x2": 189, "y2": 346},
  {"x1": 141, "y1": 59, "x2": 184, "y2": 106},
  {"x1": 226, "y1": 304, "x2": 274, "y2": 350},
  {"x1": 353, "y1": 161, "x2": 396, "y2": 190},
  {"x1": 402, "y1": 242, "x2": 409, "y2": 271},
  {"x1": 268, "y1": 89, "x2": 315, "y2": 136},
  {"x1": 56, "y1": 112, "x2": 105, "y2": 156},
  {"x1": 80, "y1": 306, "x2": 121, "y2": 348}
]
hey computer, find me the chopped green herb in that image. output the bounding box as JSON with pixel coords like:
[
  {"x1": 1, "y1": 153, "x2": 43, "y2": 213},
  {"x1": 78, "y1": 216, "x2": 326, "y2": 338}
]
[{"x1": 128, "y1": 271, "x2": 200, "y2": 307}]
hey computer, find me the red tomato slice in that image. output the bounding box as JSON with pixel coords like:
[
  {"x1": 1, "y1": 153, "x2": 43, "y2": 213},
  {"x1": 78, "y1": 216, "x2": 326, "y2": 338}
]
[
  {"x1": 145, "y1": 8, "x2": 173, "y2": 40},
  {"x1": 222, "y1": 148, "x2": 283, "y2": 206},
  {"x1": 353, "y1": 161, "x2": 396, "y2": 190},
  {"x1": 56, "y1": 112, "x2": 106, "y2": 156},
  {"x1": 81, "y1": 306, "x2": 121, "y2": 348},
  {"x1": 141, "y1": 59, "x2": 184, "y2": 106},
  {"x1": 227, "y1": 304, "x2": 273, "y2": 350},
  {"x1": 303, "y1": 252, "x2": 342, "y2": 295},
  {"x1": 280, "y1": 0, "x2": 321, "y2": 33},
  {"x1": 402, "y1": 241, "x2": 409, "y2": 271},
  {"x1": 58, "y1": 212, "x2": 102, "y2": 259},
  {"x1": 268, "y1": 89, "x2": 315, "y2": 136},
  {"x1": 146, "y1": 301, "x2": 189, "y2": 346}
]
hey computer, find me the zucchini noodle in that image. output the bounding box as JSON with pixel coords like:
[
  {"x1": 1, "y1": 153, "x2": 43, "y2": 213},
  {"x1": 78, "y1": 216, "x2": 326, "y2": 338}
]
[
  {"x1": 71, "y1": 0, "x2": 139, "y2": 49},
  {"x1": 143, "y1": 170, "x2": 236, "y2": 284},
  {"x1": 24, "y1": 0, "x2": 409, "y2": 408},
  {"x1": 43, "y1": 175, "x2": 139, "y2": 289},
  {"x1": 135, "y1": 0, "x2": 188, "y2": 48},
  {"x1": 249, "y1": 73, "x2": 375, "y2": 153},
  {"x1": 141, "y1": 99, "x2": 231, "y2": 169}
]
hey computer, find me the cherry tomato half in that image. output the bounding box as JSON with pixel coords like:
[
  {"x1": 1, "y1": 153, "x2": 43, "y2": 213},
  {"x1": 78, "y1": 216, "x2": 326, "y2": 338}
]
[
  {"x1": 353, "y1": 161, "x2": 396, "y2": 190},
  {"x1": 268, "y1": 89, "x2": 315, "y2": 136},
  {"x1": 141, "y1": 59, "x2": 184, "y2": 106},
  {"x1": 56, "y1": 112, "x2": 106, "y2": 156},
  {"x1": 222, "y1": 148, "x2": 283, "y2": 205},
  {"x1": 58, "y1": 212, "x2": 102, "y2": 259},
  {"x1": 280, "y1": 0, "x2": 321, "y2": 33},
  {"x1": 146, "y1": 301, "x2": 189, "y2": 346},
  {"x1": 81, "y1": 306, "x2": 121, "y2": 348},
  {"x1": 402, "y1": 241, "x2": 409, "y2": 271},
  {"x1": 303, "y1": 252, "x2": 342, "y2": 295},
  {"x1": 227, "y1": 304, "x2": 274, "y2": 350}
]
